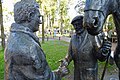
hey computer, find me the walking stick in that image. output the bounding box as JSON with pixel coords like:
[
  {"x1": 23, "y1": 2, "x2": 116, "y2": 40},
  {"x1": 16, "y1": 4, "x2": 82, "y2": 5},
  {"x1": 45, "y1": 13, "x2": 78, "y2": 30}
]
[{"x1": 101, "y1": 46, "x2": 111, "y2": 80}]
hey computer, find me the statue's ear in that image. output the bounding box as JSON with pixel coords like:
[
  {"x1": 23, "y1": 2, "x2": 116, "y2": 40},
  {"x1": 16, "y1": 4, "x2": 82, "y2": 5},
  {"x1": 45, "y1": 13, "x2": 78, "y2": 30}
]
[{"x1": 28, "y1": 12, "x2": 34, "y2": 22}]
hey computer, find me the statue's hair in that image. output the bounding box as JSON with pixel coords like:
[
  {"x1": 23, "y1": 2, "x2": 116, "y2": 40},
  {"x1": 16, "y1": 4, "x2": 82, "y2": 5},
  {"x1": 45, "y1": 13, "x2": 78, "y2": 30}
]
[
  {"x1": 71, "y1": 15, "x2": 83, "y2": 24},
  {"x1": 14, "y1": 0, "x2": 39, "y2": 23}
]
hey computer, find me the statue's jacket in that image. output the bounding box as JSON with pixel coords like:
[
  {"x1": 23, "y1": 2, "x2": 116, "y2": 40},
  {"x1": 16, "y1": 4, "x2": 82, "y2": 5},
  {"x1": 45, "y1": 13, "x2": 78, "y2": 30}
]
[
  {"x1": 4, "y1": 23, "x2": 60, "y2": 80},
  {"x1": 66, "y1": 30, "x2": 107, "y2": 80}
]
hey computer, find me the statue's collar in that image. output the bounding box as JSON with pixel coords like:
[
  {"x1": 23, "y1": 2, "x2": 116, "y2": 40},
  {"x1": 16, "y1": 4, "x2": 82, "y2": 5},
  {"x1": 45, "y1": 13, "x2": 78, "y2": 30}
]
[
  {"x1": 10, "y1": 23, "x2": 33, "y2": 33},
  {"x1": 10, "y1": 23, "x2": 41, "y2": 46}
]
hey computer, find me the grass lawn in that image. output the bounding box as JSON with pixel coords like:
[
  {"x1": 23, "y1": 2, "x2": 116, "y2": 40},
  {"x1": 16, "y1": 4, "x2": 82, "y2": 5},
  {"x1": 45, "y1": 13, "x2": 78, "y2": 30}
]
[
  {"x1": 0, "y1": 49, "x2": 4, "y2": 80},
  {"x1": 41, "y1": 40, "x2": 71, "y2": 70},
  {"x1": 41, "y1": 40, "x2": 74, "y2": 80}
]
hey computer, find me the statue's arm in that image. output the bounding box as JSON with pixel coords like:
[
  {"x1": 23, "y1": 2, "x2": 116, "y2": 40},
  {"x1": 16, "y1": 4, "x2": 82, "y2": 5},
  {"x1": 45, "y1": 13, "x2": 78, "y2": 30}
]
[{"x1": 53, "y1": 39, "x2": 73, "y2": 78}]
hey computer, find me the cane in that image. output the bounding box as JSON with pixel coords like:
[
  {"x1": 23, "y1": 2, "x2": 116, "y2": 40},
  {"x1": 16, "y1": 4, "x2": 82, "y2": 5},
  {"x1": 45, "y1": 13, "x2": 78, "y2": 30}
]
[{"x1": 101, "y1": 40, "x2": 111, "y2": 80}]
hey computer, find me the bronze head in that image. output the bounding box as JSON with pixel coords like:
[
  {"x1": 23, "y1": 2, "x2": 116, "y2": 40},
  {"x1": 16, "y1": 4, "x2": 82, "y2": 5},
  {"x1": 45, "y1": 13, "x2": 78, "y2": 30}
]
[
  {"x1": 71, "y1": 15, "x2": 84, "y2": 35},
  {"x1": 14, "y1": 0, "x2": 41, "y2": 32}
]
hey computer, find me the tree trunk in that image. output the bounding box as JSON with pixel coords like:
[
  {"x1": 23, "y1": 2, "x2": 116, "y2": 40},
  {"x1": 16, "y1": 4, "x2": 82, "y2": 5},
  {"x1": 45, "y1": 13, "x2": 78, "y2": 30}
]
[
  {"x1": 47, "y1": 14, "x2": 49, "y2": 29},
  {"x1": 42, "y1": 16, "x2": 44, "y2": 43},
  {"x1": 49, "y1": 14, "x2": 51, "y2": 28},
  {"x1": 60, "y1": 15, "x2": 63, "y2": 35},
  {"x1": 0, "y1": 0, "x2": 5, "y2": 49},
  {"x1": 60, "y1": 21, "x2": 63, "y2": 35}
]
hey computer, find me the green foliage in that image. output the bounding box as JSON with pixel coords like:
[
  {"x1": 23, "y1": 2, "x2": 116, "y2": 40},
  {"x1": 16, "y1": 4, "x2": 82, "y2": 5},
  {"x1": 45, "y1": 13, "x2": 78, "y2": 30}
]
[
  {"x1": 74, "y1": 0, "x2": 85, "y2": 14},
  {"x1": 108, "y1": 15, "x2": 115, "y2": 30},
  {"x1": 0, "y1": 49, "x2": 4, "y2": 80},
  {"x1": 37, "y1": 0, "x2": 71, "y2": 35},
  {"x1": 104, "y1": 15, "x2": 115, "y2": 30},
  {"x1": 53, "y1": 25, "x2": 59, "y2": 29},
  {"x1": 58, "y1": 0, "x2": 69, "y2": 34}
]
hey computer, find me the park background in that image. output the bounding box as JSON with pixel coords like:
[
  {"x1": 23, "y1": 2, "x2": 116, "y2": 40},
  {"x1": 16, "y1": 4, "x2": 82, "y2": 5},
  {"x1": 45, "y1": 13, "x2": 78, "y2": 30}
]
[{"x1": 0, "y1": 0, "x2": 119, "y2": 80}]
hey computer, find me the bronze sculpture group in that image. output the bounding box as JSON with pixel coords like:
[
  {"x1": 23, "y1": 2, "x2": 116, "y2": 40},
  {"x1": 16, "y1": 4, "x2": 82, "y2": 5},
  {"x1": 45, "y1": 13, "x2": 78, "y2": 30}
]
[{"x1": 4, "y1": 0, "x2": 119, "y2": 80}]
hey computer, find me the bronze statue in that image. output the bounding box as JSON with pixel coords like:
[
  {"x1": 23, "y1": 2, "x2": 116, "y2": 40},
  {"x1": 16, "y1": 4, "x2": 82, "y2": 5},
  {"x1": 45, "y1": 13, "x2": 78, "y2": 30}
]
[
  {"x1": 60, "y1": 15, "x2": 111, "y2": 80},
  {"x1": 4, "y1": 0, "x2": 68, "y2": 80},
  {"x1": 83, "y1": 0, "x2": 120, "y2": 79}
]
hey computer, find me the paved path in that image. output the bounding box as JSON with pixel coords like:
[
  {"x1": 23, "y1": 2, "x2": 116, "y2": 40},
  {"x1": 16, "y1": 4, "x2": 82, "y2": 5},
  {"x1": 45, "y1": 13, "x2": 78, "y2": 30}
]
[{"x1": 54, "y1": 36, "x2": 71, "y2": 42}]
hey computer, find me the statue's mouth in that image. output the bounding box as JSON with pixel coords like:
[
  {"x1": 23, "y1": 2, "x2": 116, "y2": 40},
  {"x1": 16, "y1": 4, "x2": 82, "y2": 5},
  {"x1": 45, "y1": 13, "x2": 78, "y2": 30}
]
[
  {"x1": 87, "y1": 27, "x2": 101, "y2": 35},
  {"x1": 84, "y1": 18, "x2": 102, "y2": 35}
]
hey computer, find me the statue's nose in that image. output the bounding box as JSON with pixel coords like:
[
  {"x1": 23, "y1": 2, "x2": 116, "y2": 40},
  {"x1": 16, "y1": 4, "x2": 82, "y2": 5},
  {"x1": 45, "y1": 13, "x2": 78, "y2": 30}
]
[{"x1": 92, "y1": 16, "x2": 98, "y2": 27}]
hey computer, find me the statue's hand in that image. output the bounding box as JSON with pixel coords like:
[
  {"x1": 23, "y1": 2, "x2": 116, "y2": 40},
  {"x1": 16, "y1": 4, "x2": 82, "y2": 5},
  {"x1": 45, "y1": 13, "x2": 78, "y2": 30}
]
[
  {"x1": 58, "y1": 66, "x2": 69, "y2": 77},
  {"x1": 54, "y1": 66, "x2": 69, "y2": 77},
  {"x1": 59, "y1": 59, "x2": 68, "y2": 67},
  {"x1": 102, "y1": 40, "x2": 112, "y2": 55},
  {"x1": 57, "y1": 59, "x2": 69, "y2": 77}
]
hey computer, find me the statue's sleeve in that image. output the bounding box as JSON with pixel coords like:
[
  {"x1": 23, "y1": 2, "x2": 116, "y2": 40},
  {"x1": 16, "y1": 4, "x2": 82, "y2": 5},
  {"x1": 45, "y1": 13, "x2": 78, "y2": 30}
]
[
  {"x1": 65, "y1": 39, "x2": 73, "y2": 65},
  {"x1": 93, "y1": 37, "x2": 110, "y2": 62},
  {"x1": 91, "y1": 36, "x2": 107, "y2": 62},
  {"x1": 96, "y1": 48, "x2": 108, "y2": 62}
]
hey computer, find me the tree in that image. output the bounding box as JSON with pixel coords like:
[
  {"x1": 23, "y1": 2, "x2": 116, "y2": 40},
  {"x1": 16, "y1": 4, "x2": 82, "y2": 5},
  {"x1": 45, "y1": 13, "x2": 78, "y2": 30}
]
[
  {"x1": 108, "y1": 15, "x2": 115, "y2": 30},
  {"x1": 58, "y1": 0, "x2": 69, "y2": 35},
  {"x1": 37, "y1": 0, "x2": 57, "y2": 30},
  {"x1": 37, "y1": 0, "x2": 71, "y2": 36},
  {"x1": 104, "y1": 15, "x2": 115, "y2": 31},
  {"x1": 74, "y1": 0, "x2": 85, "y2": 14},
  {"x1": 0, "y1": 0, "x2": 5, "y2": 49}
]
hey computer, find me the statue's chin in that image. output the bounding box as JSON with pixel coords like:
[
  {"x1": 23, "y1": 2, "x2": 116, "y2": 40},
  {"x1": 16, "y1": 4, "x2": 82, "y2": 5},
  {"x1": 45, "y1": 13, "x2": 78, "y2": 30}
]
[{"x1": 87, "y1": 28, "x2": 101, "y2": 35}]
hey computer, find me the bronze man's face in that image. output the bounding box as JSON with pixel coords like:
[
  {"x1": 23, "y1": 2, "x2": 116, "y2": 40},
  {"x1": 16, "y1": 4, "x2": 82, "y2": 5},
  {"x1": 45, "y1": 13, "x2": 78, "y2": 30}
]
[
  {"x1": 73, "y1": 20, "x2": 84, "y2": 35},
  {"x1": 30, "y1": 9, "x2": 41, "y2": 32}
]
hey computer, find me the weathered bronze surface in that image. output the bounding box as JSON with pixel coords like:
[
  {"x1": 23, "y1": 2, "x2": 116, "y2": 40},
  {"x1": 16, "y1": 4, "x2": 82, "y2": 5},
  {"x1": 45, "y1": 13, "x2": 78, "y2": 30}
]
[
  {"x1": 83, "y1": 0, "x2": 120, "y2": 79},
  {"x1": 4, "y1": 0, "x2": 68, "y2": 80}
]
